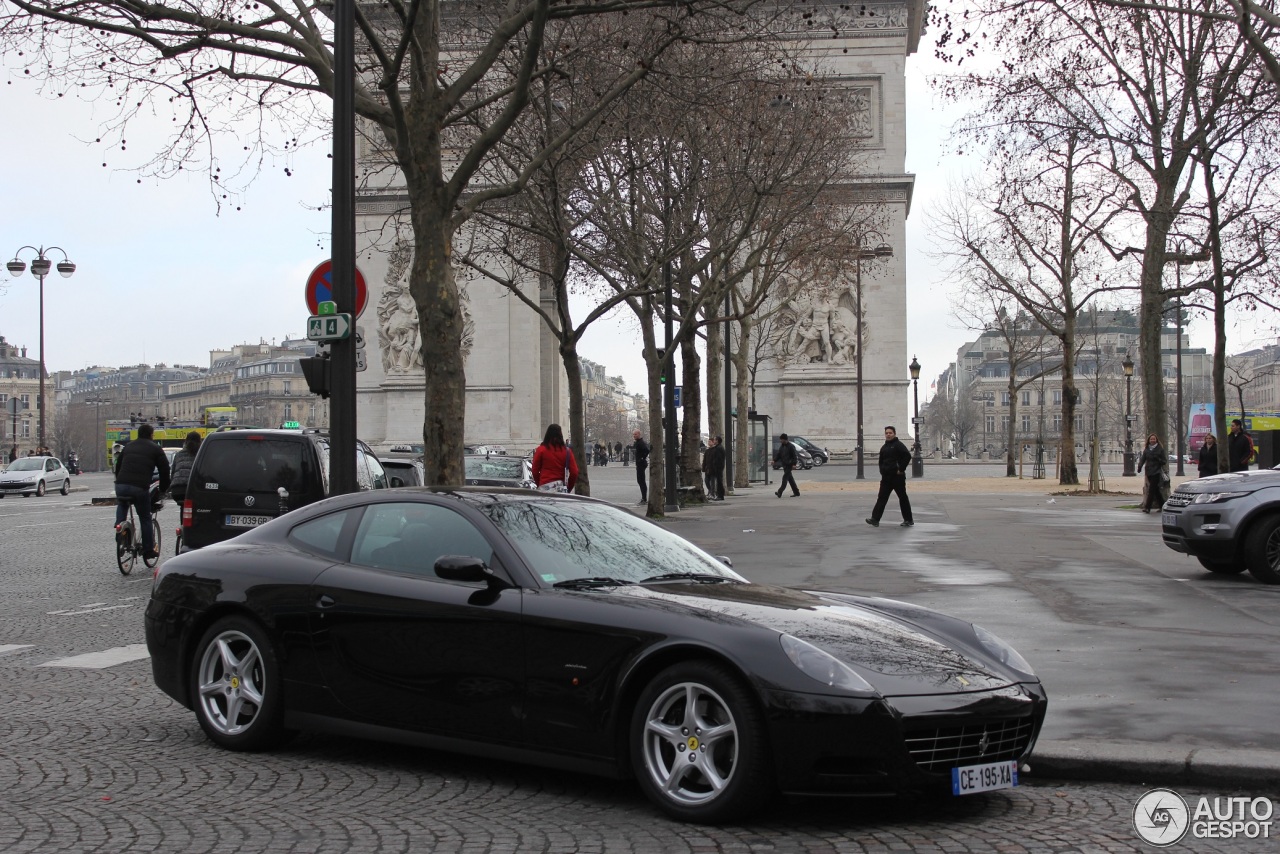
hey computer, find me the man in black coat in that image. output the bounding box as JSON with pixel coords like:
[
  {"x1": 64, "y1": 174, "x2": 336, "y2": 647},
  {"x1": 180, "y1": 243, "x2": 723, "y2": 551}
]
[
  {"x1": 632, "y1": 429, "x2": 650, "y2": 505},
  {"x1": 866, "y1": 425, "x2": 915, "y2": 527},
  {"x1": 114, "y1": 423, "x2": 171, "y2": 556},
  {"x1": 1228, "y1": 419, "x2": 1253, "y2": 473},
  {"x1": 773, "y1": 433, "x2": 800, "y2": 498},
  {"x1": 703, "y1": 436, "x2": 726, "y2": 501}
]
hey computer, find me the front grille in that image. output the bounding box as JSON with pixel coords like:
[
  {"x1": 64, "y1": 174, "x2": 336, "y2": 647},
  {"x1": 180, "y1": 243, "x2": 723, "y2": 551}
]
[
  {"x1": 1165, "y1": 492, "x2": 1193, "y2": 509},
  {"x1": 904, "y1": 718, "x2": 1035, "y2": 772}
]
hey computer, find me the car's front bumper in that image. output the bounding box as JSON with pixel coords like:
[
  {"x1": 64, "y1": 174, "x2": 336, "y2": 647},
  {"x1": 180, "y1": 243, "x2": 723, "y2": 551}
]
[
  {"x1": 1160, "y1": 497, "x2": 1242, "y2": 561},
  {"x1": 762, "y1": 682, "x2": 1047, "y2": 797},
  {"x1": 0, "y1": 483, "x2": 39, "y2": 493}
]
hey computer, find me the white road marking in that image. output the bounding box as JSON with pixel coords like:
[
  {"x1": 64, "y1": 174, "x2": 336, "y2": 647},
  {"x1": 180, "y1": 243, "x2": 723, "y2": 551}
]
[
  {"x1": 47, "y1": 604, "x2": 133, "y2": 616},
  {"x1": 0, "y1": 644, "x2": 34, "y2": 655},
  {"x1": 41, "y1": 644, "x2": 151, "y2": 668}
]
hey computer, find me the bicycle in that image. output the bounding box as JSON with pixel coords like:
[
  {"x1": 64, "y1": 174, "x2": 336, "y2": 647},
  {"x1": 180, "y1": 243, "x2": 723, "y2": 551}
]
[{"x1": 116, "y1": 491, "x2": 163, "y2": 576}]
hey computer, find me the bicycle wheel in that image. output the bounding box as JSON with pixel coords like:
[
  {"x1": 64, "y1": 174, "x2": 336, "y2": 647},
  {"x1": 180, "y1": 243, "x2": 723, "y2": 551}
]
[
  {"x1": 144, "y1": 518, "x2": 162, "y2": 569},
  {"x1": 117, "y1": 513, "x2": 137, "y2": 576}
]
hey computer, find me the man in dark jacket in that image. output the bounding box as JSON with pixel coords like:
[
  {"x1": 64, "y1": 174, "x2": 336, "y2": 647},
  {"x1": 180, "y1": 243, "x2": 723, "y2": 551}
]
[
  {"x1": 114, "y1": 423, "x2": 171, "y2": 556},
  {"x1": 1228, "y1": 419, "x2": 1253, "y2": 472},
  {"x1": 866, "y1": 425, "x2": 914, "y2": 527},
  {"x1": 632, "y1": 429, "x2": 650, "y2": 505},
  {"x1": 773, "y1": 433, "x2": 800, "y2": 497},
  {"x1": 703, "y1": 436, "x2": 726, "y2": 501}
]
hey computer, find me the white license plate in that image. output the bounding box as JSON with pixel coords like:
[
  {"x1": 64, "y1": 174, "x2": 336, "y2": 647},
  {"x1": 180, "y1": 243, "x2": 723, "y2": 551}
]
[
  {"x1": 225, "y1": 514, "x2": 272, "y2": 528},
  {"x1": 952, "y1": 760, "x2": 1018, "y2": 795},
  {"x1": 1162, "y1": 512, "x2": 1177, "y2": 526}
]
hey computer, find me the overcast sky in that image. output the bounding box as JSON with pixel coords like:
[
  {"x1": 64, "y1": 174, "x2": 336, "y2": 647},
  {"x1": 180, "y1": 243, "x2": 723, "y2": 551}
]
[{"x1": 0, "y1": 27, "x2": 1242, "y2": 422}]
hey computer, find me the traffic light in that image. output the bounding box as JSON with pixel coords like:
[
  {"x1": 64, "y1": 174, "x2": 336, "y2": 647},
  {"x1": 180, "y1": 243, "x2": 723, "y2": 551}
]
[
  {"x1": 656, "y1": 347, "x2": 667, "y2": 384},
  {"x1": 299, "y1": 355, "x2": 332, "y2": 399}
]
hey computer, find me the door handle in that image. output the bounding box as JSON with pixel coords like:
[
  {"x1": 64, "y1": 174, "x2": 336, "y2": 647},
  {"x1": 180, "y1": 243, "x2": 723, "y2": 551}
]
[{"x1": 316, "y1": 594, "x2": 336, "y2": 609}]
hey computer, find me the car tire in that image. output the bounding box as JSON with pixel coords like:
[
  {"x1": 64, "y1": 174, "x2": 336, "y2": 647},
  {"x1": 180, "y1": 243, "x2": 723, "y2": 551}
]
[
  {"x1": 1245, "y1": 514, "x2": 1280, "y2": 584},
  {"x1": 35, "y1": 481, "x2": 46, "y2": 497},
  {"x1": 1196, "y1": 556, "x2": 1246, "y2": 575},
  {"x1": 630, "y1": 660, "x2": 772, "y2": 823},
  {"x1": 190, "y1": 617, "x2": 289, "y2": 751},
  {"x1": 812, "y1": 456, "x2": 826, "y2": 467},
  {"x1": 60, "y1": 479, "x2": 70, "y2": 496}
]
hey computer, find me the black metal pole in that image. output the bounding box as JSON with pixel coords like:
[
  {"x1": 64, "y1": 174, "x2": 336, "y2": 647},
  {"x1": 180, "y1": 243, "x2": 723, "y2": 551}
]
[
  {"x1": 37, "y1": 266, "x2": 46, "y2": 449},
  {"x1": 855, "y1": 258, "x2": 865, "y2": 480},
  {"x1": 723, "y1": 290, "x2": 732, "y2": 493},
  {"x1": 1123, "y1": 373, "x2": 1135, "y2": 476},
  {"x1": 663, "y1": 262, "x2": 678, "y2": 513},
  {"x1": 1175, "y1": 296, "x2": 1185, "y2": 477},
  {"x1": 329, "y1": 0, "x2": 357, "y2": 494},
  {"x1": 911, "y1": 376, "x2": 924, "y2": 477}
]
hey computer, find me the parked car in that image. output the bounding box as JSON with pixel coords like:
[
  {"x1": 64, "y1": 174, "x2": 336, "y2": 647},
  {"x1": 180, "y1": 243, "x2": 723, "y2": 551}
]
[
  {"x1": 464, "y1": 453, "x2": 534, "y2": 489},
  {"x1": 0, "y1": 455, "x2": 71, "y2": 497},
  {"x1": 788, "y1": 435, "x2": 830, "y2": 466},
  {"x1": 1161, "y1": 467, "x2": 1280, "y2": 583},
  {"x1": 178, "y1": 429, "x2": 389, "y2": 552},
  {"x1": 383, "y1": 457, "x2": 426, "y2": 488},
  {"x1": 769, "y1": 435, "x2": 814, "y2": 470},
  {"x1": 146, "y1": 489, "x2": 1046, "y2": 824}
]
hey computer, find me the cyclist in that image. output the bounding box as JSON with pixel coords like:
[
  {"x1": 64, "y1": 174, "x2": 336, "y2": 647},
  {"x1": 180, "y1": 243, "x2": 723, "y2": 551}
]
[
  {"x1": 114, "y1": 423, "x2": 171, "y2": 557},
  {"x1": 168, "y1": 431, "x2": 202, "y2": 506}
]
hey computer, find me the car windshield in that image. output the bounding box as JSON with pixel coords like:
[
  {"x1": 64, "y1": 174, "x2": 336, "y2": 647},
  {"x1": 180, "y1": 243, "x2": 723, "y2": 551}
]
[
  {"x1": 6, "y1": 458, "x2": 43, "y2": 472},
  {"x1": 465, "y1": 456, "x2": 524, "y2": 480},
  {"x1": 480, "y1": 498, "x2": 746, "y2": 586},
  {"x1": 197, "y1": 438, "x2": 306, "y2": 493}
]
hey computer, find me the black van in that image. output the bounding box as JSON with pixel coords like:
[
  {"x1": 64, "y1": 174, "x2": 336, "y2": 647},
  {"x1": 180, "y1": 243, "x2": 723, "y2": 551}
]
[{"x1": 179, "y1": 429, "x2": 388, "y2": 551}]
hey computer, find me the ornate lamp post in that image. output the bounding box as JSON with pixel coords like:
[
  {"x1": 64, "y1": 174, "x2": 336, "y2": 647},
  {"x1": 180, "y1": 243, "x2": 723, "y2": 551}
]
[
  {"x1": 1123, "y1": 355, "x2": 1136, "y2": 476},
  {"x1": 7, "y1": 246, "x2": 76, "y2": 450},
  {"x1": 909, "y1": 355, "x2": 924, "y2": 478},
  {"x1": 854, "y1": 232, "x2": 894, "y2": 480}
]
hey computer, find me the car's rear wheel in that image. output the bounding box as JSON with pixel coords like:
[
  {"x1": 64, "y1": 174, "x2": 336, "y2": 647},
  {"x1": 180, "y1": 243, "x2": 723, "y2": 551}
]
[
  {"x1": 60, "y1": 479, "x2": 70, "y2": 496},
  {"x1": 1196, "y1": 556, "x2": 1247, "y2": 575},
  {"x1": 35, "y1": 481, "x2": 45, "y2": 497},
  {"x1": 1245, "y1": 514, "x2": 1280, "y2": 584},
  {"x1": 190, "y1": 617, "x2": 288, "y2": 751},
  {"x1": 630, "y1": 661, "x2": 771, "y2": 823}
]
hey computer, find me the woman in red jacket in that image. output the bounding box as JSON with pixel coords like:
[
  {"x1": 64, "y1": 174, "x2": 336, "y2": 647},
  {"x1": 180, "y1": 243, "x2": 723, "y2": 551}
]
[{"x1": 531, "y1": 423, "x2": 579, "y2": 493}]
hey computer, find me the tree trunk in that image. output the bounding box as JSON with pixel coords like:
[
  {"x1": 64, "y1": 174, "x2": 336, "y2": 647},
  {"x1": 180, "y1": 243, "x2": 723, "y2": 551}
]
[
  {"x1": 1138, "y1": 205, "x2": 1174, "y2": 447},
  {"x1": 733, "y1": 315, "x2": 752, "y2": 488},
  {"x1": 1058, "y1": 322, "x2": 1079, "y2": 485},
  {"x1": 707, "y1": 316, "x2": 723, "y2": 449},
  {"x1": 1006, "y1": 380, "x2": 1018, "y2": 477},
  {"x1": 680, "y1": 334, "x2": 704, "y2": 499},
  {"x1": 560, "y1": 342, "x2": 591, "y2": 496}
]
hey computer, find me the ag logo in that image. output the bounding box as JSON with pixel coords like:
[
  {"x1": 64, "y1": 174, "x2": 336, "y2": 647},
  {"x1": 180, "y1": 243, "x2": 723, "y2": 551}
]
[
  {"x1": 244, "y1": 495, "x2": 256, "y2": 507},
  {"x1": 1133, "y1": 788, "x2": 1189, "y2": 846}
]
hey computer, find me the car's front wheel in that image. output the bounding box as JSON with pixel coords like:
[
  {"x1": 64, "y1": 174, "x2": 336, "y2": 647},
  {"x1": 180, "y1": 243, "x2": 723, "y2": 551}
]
[
  {"x1": 60, "y1": 479, "x2": 70, "y2": 496},
  {"x1": 1197, "y1": 556, "x2": 1247, "y2": 575},
  {"x1": 811, "y1": 455, "x2": 826, "y2": 467},
  {"x1": 1244, "y1": 514, "x2": 1280, "y2": 584},
  {"x1": 35, "y1": 481, "x2": 46, "y2": 497},
  {"x1": 630, "y1": 661, "x2": 771, "y2": 823},
  {"x1": 190, "y1": 617, "x2": 288, "y2": 751}
]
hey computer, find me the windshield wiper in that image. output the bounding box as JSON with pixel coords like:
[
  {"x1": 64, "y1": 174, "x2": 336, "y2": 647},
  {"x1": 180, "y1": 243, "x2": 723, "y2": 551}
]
[
  {"x1": 552, "y1": 577, "x2": 635, "y2": 589},
  {"x1": 641, "y1": 572, "x2": 739, "y2": 584}
]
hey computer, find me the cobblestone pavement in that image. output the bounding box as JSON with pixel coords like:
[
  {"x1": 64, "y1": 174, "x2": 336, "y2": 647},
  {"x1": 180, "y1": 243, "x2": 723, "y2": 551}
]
[{"x1": 2, "y1": 479, "x2": 1276, "y2": 852}]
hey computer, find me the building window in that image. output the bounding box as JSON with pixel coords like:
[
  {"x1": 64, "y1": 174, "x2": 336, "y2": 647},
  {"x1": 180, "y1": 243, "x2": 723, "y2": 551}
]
[
  {"x1": 283, "y1": 380, "x2": 291, "y2": 395},
  {"x1": 1021, "y1": 414, "x2": 1032, "y2": 432},
  {"x1": 284, "y1": 403, "x2": 292, "y2": 420},
  {"x1": 1021, "y1": 391, "x2": 1031, "y2": 406},
  {"x1": 1053, "y1": 414, "x2": 1062, "y2": 432},
  {"x1": 1002, "y1": 392, "x2": 1011, "y2": 406},
  {"x1": 986, "y1": 415, "x2": 996, "y2": 434},
  {"x1": 20, "y1": 420, "x2": 31, "y2": 438},
  {"x1": 1053, "y1": 390, "x2": 1062, "y2": 405}
]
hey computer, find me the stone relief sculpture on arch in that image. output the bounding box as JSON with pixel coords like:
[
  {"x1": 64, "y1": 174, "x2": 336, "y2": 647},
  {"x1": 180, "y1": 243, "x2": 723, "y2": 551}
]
[
  {"x1": 772, "y1": 277, "x2": 863, "y2": 368},
  {"x1": 377, "y1": 240, "x2": 475, "y2": 376}
]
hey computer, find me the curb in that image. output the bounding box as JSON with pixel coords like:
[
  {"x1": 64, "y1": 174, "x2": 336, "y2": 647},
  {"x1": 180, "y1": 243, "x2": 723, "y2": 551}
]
[{"x1": 1032, "y1": 740, "x2": 1280, "y2": 790}]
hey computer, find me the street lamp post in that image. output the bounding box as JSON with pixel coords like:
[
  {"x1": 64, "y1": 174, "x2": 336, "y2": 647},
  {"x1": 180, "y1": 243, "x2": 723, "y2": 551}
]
[
  {"x1": 853, "y1": 232, "x2": 894, "y2": 480},
  {"x1": 909, "y1": 355, "x2": 924, "y2": 478},
  {"x1": 1123, "y1": 356, "x2": 1136, "y2": 476},
  {"x1": 7, "y1": 246, "x2": 76, "y2": 450}
]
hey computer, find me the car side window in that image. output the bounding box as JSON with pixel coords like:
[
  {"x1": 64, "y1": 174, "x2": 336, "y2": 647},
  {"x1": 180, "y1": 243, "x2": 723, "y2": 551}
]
[
  {"x1": 350, "y1": 503, "x2": 493, "y2": 578},
  {"x1": 354, "y1": 445, "x2": 375, "y2": 491},
  {"x1": 289, "y1": 510, "x2": 353, "y2": 558},
  {"x1": 365, "y1": 452, "x2": 389, "y2": 489},
  {"x1": 47, "y1": 459, "x2": 57, "y2": 472}
]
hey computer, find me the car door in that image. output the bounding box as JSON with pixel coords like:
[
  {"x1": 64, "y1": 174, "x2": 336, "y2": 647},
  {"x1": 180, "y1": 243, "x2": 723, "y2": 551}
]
[{"x1": 309, "y1": 500, "x2": 524, "y2": 741}]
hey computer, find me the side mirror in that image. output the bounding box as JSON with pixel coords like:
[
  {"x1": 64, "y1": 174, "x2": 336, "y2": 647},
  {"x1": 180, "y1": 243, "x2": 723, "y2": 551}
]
[
  {"x1": 715, "y1": 555, "x2": 733, "y2": 568},
  {"x1": 435, "y1": 555, "x2": 506, "y2": 588}
]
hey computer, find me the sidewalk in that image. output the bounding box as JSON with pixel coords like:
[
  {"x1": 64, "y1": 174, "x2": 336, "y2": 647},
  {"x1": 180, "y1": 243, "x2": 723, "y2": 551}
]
[{"x1": 585, "y1": 463, "x2": 1280, "y2": 793}]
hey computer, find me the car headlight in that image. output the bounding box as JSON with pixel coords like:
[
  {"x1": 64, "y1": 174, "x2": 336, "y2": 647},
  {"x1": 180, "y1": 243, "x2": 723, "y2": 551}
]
[
  {"x1": 973, "y1": 624, "x2": 1036, "y2": 677},
  {"x1": 1191, "y1": 491, "x2": 1250, "y2": 504},
  {"x1": 779, "y1": 634, "x2": 875, "y2": 693}
]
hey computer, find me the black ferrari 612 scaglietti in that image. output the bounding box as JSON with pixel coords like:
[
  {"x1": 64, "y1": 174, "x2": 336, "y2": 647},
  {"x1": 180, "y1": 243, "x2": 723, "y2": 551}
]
[{"x1": 145, "y1": 488, "x2": 1046, "y2": 823}]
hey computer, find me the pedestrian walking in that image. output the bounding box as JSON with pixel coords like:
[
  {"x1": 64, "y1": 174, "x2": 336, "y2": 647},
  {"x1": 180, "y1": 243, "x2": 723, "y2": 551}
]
[
  {"x1": 703, "y1": 436, "x2": 726, "y2": 501},
  {"x1": 1197, "y1": 434, "x2": 1219, "y2": 478},
  {"x1": 1136, "y1": 432, "x2": 1168, "y2": 513},
  {"x1": 531, "y1": 423, "x2": 579, "y2": 493},
  {"x1": 168, "y1": 431, "x2": 202, "y2": 506},
  {"x1": 773, "y1": 433, "x2": 800, "y2": 497},
  {"x1": 866, "y1": 426, "x2": 914, "y2": 527},
  {"x1": 1227, "y1": 419, "x2": 1254, "y2": 472},
  {"x1": 632, "y1": 429, "x2": 650, "y2": 505}
]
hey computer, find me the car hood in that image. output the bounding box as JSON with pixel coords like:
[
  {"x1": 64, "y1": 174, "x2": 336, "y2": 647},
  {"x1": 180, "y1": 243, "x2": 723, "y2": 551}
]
[
  {"x1": 615, "y1": 581, "x2": 1022, "y2": 697},
  {"x1": 1173, "y1": 468, "x2": 1280, "y2": 494}
]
